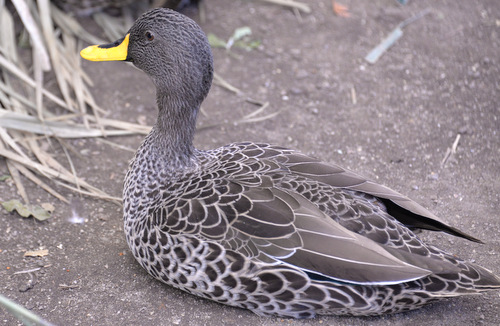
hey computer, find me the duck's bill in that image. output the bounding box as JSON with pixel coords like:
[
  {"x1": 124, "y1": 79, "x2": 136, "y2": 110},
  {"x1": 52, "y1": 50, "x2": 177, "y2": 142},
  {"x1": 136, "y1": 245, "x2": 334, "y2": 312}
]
[{"x1": 80, "y1": 34, "x2": 130, "y2": 62}]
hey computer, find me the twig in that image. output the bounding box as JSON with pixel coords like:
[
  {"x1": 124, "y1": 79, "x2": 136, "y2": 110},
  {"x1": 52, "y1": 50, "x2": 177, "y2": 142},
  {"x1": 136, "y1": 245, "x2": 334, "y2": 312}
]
[
  {"x1": 254, "y1": 0, "x2": 311, "y2": 13},
  {"x1": 6, "y1": 160, "x2": 29, "y2": 203},
  {"x1": 365, "y1": 8, "x2": 432, "y2": 64},
  {"x1": 244, "y1": 98, "x2": 268, "y2": 107},
  {"x1": 0, "y1": 127, "x2": 30, "y2": 159},
  {"x1": 350, "y1": 86, "x2": 357, "y2": 104},
  {"x1": 0, "y1": 54, "x2": 71, "y2": 111},
  {"x1": 96, "y1": 138, "x2": 136, "y2": 153},
  {"x1": 240, "y1": 102, "x2": 270, "y2": 120},
  {"x1": 54, "y1": 181, "x2": 121, "y2": 203},
  {"x1": 213, "y1": 73, "x2": 242, "y2": 94},
  {"x1": 441, "y1": 134, "x2": 461, "y2": 167},
  {"x1": 10, "y1": 0, "x2": 51, "y2": 71},
  {"x1": 50, "y1": 4, "x2": 104, "y2": 44},
  {"x1": 38, "y1": 0, "x2": 77, "y2": 114},
  {"x1": 198, "y1": 101, "x2": 280, "y2": 131},
  {"x1": 0, "y1": 80, "x2": 36, "y2": 110},
  {"x1": 59, "y1": 284, "x2": 80, "y2": 290},
  {"x1": 11, "y1": 267, "x2": 42, "y2": 276},
  {"x1": 14, "y1": 162, "x2": 69, "y2": 203},
  {"x1": 451, "y1": 133, "x2": 461, "y2": 153},
  {"x1": 0, "y1": 294, "x2": 56, "y2": 326},
  {"x1": 0, "y1": 109, "x2": 148, "y2": 138},
  {"x1": 58, "y1": 138, "x2": 81, "y2": 193},
  {"x1": 0, "y1": 147, "x2": 120, "y2": 203}
]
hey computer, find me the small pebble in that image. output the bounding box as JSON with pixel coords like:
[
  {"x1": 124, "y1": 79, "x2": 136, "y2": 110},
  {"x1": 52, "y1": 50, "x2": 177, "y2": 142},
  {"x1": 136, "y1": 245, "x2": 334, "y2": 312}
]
[
  {"x1": 25, "y1": 301, "x2": 35, "y2": 310},
  {"x1": 296, "y1": 70, "x2": 309, "y2": 79},
  {"x1": 309, "y1": 108, "x2": 319, "y2": 115},
  {"x1": 428, "y1": 172, "x2": 439, "y2": 181},
  {"x1": 19, "y1": 283, "x2": 33, "y2": 292},
  {"x1": 290, "y1": 48, "x2": 302, "y2": 60},
  {"x1": 289, "y1": 87, "x2": 304, "y2": 95}
]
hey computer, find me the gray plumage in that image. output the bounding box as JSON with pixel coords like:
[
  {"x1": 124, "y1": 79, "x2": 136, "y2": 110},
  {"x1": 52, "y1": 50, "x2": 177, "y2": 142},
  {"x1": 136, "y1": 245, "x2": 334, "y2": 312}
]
[{"x1": 95, "y1": 8, "x2": 500, "y2": 318}]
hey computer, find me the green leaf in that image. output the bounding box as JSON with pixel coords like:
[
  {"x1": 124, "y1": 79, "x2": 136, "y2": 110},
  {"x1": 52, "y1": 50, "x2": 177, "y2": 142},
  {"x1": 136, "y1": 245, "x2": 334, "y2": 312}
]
[
  {"x1": 1, "y1": 199, "x2": 52, "y2": 221},
  {"x1": 235, "y1": 40, "x2": 261, "y2": 51},
  {"x1": 207, "y1": 33, "x2": 227, "y2": 48},
  {"x1": 208, "y1": 27, "x2": 258, "y2": 52},
  {"x1": 31, "y1": 206, "x2": 52, "y2": 221},
  {"x1": 0, "y1": 175, "x2": 11, "y2": 181},
  {"x1": 231, "y1": 26, "x2": 252, "y2": 42},
  {"x1": 226, "y1": 27, "x2": 252, "y2": 50}
]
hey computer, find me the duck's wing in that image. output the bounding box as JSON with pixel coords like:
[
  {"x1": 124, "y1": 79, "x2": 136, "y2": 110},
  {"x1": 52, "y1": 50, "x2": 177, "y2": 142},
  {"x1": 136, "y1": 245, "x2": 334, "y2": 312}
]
[
  {"x1": 245, "y1": 143, "x2": 481, "y2": 243},
  {"x1": 157, "y1": 173, "x2": 461, "y2": 285},
  {"x1": 155, "y1": 143, "x2": 464, "y2": 285}
]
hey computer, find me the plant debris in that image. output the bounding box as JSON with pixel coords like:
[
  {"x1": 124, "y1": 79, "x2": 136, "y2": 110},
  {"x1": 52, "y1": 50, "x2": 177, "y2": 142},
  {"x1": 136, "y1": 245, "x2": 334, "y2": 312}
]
[
  {"x1": 256, "y1": 0, "x2": 310, "y2": 13},
  {"x1": 0, "y1": 174, "x2": 11, "y2": 181},
  {"x1": 365, "y1": 8, "x2": 431, "y2": 64},
  {"x1": 24, "y1": 249, "x2": 49, "y2": 257},
  {"x1": 441, "y1": 134, "x2": 461, "y2": 167},
  {"x1": 0, "y1": 1, "x2": 146, "y2": 205},
  {"x1": 332, "y1": 1, "x2": 350, "y2": 17},
  {"x1": 0, "y1": 294, "x2": 55, "y2": 326},
  {"x1": 1, "y1": 199, "x2": 53, "y2": 221},
  {"x1": 208, "y1": 27, "x2": 260, "y2": 51}
]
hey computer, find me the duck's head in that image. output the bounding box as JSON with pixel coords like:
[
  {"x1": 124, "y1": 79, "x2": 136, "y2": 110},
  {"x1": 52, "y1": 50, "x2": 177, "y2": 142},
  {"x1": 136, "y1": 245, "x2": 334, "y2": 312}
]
[{"x1": 81, "y1": 8, "x2": 213, "y2": 109}]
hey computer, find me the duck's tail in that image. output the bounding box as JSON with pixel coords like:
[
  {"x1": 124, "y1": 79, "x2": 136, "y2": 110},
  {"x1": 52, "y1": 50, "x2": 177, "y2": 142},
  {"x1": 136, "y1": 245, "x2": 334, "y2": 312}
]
[{"x1": 425, "y1": 256, "x2": 500, "y2": 297}]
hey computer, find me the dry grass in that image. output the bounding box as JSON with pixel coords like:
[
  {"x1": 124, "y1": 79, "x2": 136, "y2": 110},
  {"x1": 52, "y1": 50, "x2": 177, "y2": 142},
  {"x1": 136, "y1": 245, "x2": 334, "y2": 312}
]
[
  {"x1": 0, "y1": 0, "x2": 150, "y2": 204},
  {"x1": 0, "y1": 0, "x2": 305, "y2": 205}
]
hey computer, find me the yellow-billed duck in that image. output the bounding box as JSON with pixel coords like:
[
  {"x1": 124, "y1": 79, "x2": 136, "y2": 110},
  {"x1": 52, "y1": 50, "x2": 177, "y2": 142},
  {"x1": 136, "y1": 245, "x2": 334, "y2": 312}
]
[{"x1": 80, "y1": 8, "x2": 500, "y2": 318}]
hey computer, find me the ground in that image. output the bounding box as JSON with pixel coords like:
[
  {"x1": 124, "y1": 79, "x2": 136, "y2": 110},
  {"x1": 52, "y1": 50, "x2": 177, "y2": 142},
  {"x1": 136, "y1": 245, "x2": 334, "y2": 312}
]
[{"x1": 1, "y1": 0, "x2": 499, "y2": 325}]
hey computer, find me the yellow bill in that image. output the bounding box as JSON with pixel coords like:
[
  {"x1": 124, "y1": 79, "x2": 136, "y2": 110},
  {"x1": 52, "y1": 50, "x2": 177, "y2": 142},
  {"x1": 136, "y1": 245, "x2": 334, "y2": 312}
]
[{"x1": 80, "y1": 34, "x2": 130, "y2": 61}]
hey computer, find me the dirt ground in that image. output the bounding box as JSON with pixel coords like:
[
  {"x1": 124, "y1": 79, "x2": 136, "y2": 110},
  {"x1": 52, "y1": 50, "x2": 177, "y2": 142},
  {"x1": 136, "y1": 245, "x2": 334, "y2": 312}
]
[{"x1": 1, "y1": 0, "x2": 499, "y2": 325}]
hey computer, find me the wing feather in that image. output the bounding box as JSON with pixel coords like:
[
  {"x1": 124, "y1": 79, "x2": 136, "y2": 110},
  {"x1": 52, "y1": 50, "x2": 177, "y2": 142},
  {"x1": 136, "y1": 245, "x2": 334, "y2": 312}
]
[{"x1": 281, "y1": 151, "x2": 480, "y2": 242}]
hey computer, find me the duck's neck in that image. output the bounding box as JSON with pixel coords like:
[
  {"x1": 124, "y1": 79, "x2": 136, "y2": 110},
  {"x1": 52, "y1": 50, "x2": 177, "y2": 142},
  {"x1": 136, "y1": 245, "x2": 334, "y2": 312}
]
[{"x1": 148, "y1": 91, "x2": 198, "y2": 167}]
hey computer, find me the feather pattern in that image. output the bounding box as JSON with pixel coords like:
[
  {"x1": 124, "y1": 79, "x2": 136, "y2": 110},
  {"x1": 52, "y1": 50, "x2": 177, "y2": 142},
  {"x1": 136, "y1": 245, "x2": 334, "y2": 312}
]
[
  {"x1": 81, "y1": 8, "x2": 500, "y2": 319},
  {"x1": 123, "y1": 141, "x2": 500, "y2": 317}
]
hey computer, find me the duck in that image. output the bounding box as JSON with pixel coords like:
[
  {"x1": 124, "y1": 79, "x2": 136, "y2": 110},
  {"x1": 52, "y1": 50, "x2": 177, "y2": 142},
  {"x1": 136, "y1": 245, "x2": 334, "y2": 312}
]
[{"x1": 80, "y1": 8, "x2": 500, "y2": 318}]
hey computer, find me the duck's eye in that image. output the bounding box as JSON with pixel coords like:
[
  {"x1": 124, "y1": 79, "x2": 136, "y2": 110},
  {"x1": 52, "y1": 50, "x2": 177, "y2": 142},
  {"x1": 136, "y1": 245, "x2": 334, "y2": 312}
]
[{"x1": 145, "y1": 31, "x2": 154, "y2": 41}]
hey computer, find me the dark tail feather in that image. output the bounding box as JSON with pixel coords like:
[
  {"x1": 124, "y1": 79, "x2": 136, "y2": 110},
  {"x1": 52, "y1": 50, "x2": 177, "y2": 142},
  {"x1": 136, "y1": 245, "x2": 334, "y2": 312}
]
[{"x1": 380, "y1": 198, "x2": 483, "y2": 243}]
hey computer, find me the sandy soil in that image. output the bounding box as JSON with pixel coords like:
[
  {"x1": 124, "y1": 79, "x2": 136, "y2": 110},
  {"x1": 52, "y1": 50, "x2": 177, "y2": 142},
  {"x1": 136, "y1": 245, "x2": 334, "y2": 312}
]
[{"x1": 1, "y1": 0, "x2": 499, "y2": 325}]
